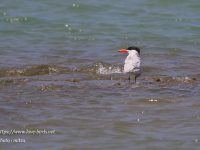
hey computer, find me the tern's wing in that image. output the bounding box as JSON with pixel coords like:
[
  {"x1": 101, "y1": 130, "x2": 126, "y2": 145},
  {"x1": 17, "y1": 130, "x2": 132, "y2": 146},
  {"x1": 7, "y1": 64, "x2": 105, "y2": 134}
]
[{"x1": 124, "y1": 54, "x2": 140, "y2": 73}]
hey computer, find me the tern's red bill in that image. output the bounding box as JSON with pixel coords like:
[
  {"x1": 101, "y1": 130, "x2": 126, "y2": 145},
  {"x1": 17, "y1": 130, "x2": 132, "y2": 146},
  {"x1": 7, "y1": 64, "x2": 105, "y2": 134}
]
[{"x1": 118, "y1": 49, "x2": 128, "y2": 53}]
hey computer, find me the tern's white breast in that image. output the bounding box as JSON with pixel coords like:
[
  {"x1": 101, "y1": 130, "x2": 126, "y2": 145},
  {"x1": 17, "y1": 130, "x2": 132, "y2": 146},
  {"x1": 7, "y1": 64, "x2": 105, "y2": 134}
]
[{"x1": 124, "y1": 51, "x2": 141, "y2": 73}]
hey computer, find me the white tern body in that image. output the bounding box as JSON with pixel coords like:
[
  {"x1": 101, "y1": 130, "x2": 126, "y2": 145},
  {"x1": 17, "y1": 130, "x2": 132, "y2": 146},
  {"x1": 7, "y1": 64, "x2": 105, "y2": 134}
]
[{"x1": 124, "y1": 50, "x2": 141, "y2": 82}]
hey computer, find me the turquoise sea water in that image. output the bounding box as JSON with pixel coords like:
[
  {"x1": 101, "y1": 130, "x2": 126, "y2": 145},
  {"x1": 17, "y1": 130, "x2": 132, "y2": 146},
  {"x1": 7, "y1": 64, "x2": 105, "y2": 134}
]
[{"x1": 0, "y1": 0, "x2": 200, "y2": 150}]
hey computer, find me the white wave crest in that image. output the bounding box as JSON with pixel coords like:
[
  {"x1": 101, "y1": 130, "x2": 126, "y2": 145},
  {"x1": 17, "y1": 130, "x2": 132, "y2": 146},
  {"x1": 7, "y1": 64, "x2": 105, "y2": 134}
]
[{"x1": 96, "y1": 62, "x2": 123, "y2": 75}]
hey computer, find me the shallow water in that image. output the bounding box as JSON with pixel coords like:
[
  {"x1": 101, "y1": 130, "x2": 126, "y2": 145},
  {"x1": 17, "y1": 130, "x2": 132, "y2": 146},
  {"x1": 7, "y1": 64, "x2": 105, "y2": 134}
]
[{"x1": 1, "y1": 0, "x2": 200, "y2": 150}]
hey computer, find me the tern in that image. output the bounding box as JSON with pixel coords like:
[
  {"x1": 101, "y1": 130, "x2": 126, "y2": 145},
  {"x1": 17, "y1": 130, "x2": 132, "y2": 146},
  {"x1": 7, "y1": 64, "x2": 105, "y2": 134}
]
[{"x1": 118, "y1": 46, "x2": 141, "y2": 83}]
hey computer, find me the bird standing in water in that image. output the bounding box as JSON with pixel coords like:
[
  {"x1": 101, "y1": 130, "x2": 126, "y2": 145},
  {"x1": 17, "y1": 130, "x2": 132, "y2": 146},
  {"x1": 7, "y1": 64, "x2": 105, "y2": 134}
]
[{"x1": 118, "y1": 46, "x2": 141, "y2": 83}]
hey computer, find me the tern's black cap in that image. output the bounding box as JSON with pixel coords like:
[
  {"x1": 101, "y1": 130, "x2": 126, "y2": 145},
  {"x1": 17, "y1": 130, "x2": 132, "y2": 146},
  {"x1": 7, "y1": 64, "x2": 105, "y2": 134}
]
[{"x1": 127, "y1": 46, "x2": 140, "y2": 55}]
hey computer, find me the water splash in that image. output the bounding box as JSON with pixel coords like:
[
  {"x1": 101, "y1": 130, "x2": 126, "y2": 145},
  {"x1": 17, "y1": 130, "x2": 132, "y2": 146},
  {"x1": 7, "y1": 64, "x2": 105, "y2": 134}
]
[{"x1": 95, "y1": 62, "x2": 123, "y2": 75}]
